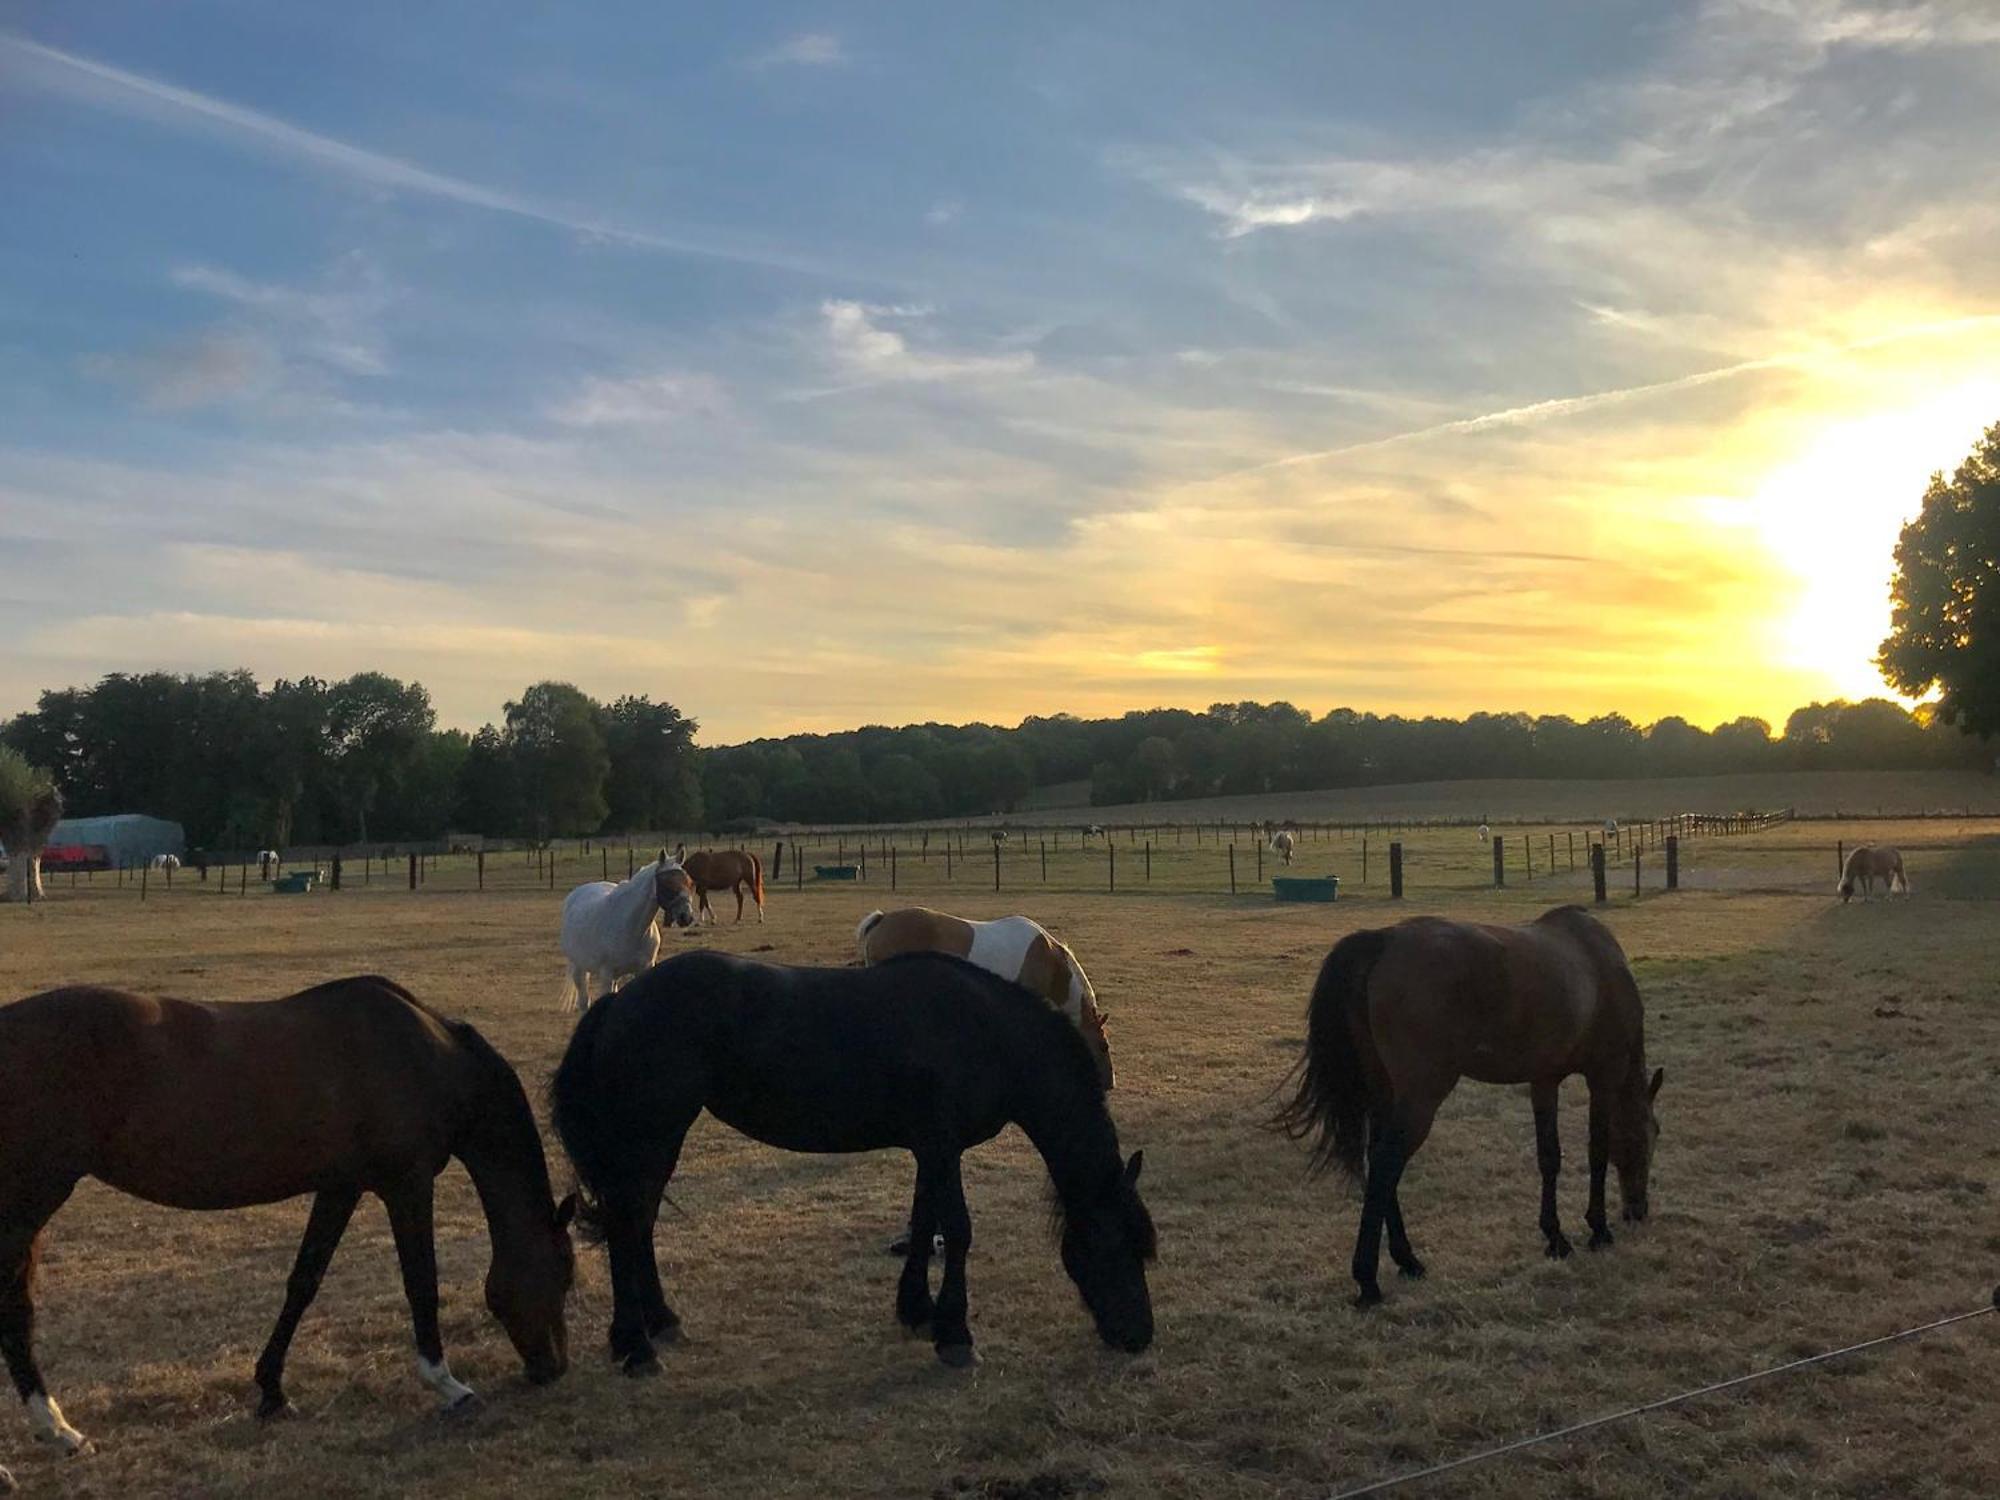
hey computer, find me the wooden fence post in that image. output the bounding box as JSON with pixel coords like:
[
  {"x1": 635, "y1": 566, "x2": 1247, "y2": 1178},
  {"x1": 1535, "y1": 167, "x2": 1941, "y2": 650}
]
[
  {"x1": 1228, "y1": 843, "x2": 1236, "y2": 895},
  {"x1": 892, "y1": 846, "x2": 898, "y2": 893},
  {"x1": 1390, "y1": 841, "x2": 1404, "y2": 899},
  {"x1": 946, "y1": 844, "x2": 953, "y2": 881},
  {"x1": 331, "y1": 853, "x2": 342, "y2": 891},
  {"x1": 1040, "y1": 839, "x2": 1047, "y2": 882},
  {"x1": 1492, "y1": 836, "x2": 1505, "y2": 888},
  {"x1": 1144, "y1": 841, "x2": 1151, "y2": 882},
  {"x1": 477, "y1": 850, "x2": 485, "y2": 891},
  {"x1": 1836, "y1": 840, "x2": 1844, "y2": 879},
  {"x1": 992, "y1": 841, "x2": 1000, "y2": 893},
  {"x1": 773, "y1": 842, "x2": 784, "y2": 882},
  {"x1": 1591, "y1": 844, "x2": 1607, "y2": 904},
  {"x1": 408, "y1": 852, "x2": 418, "y2": 890},
  {"x1": 1256, "y1": 841, "x2": 1263, "y2": 882},
  {"x1": 1666, "y1": 835, "x2": 1679, "y2": 890},
  {"x1": 1634, "y1": 849, "x2": 1643, "y2": 896},
  {"x1": 1108, "y1": 843, "x2": 1116, "y2": 893},
  {"x1": 140, "y1": 863, "x2": 148, "y2": 902}
]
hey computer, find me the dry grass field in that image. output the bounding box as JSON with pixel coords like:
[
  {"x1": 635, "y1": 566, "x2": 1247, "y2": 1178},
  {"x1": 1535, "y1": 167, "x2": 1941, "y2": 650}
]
[{"x1": 3, "y1": 818, "x2": 1999, "y2": 1498}]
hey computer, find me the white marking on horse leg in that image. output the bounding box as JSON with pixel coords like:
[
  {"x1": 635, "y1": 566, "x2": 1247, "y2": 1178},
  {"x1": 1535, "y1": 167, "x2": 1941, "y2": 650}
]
[
  {"x1": 417, "y1": 1357, "x2": 477, "y2": 1408},
  {"x1": 27, "y1": 1393, "x2": 88, "y2": 1455}
]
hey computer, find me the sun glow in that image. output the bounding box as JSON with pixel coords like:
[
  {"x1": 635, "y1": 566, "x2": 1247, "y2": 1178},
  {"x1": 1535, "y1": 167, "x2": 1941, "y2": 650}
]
[{"x1": 1735, "y1": 380, "x2": 2000, "y2": 704}]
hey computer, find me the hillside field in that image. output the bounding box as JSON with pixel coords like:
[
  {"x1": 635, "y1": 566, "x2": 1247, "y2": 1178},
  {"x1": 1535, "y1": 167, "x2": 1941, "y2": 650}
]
[{"x1": 0, "y1": 819, "x2": 1997, "y2": 1497}]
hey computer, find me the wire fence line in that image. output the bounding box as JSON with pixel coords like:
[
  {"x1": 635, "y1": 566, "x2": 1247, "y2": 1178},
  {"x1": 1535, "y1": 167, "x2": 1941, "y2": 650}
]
[{"x1": 1325, "y1": 1292, "x2": 1999, "y2": 1499}]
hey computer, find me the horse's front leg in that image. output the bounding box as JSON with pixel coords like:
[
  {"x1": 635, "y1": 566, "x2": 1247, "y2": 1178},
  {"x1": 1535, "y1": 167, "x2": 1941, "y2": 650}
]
[
  {"x1": 895, "y1": 1158, "x2": 939, "y2": 1332},
  {"x1": 1532, "y1": 1083, "x2": 1571, "y2": 1258},
  {"x1": 380, "y1": 1176, "x2": 476, "y2": 1411},
  {"x1": 931, "y1": 1158, "x2": 977, "y2": 1367},
  {"x1": 1585, "y1": 1086, "x2": 1614, "y2": 1249},
  {"x1": 1, "y1": 1182, "x2": 87, "y2": 1457},
  {"x1": 254, "y1": 1188, "x2": 360, "y2": 1418}
]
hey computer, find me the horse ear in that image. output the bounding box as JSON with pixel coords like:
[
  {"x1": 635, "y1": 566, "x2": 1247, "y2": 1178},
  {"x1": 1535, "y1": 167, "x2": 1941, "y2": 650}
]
[
  {"x1": 555, "y1": 1192, "x2": 579, "y2": 1231},
  {"x1": 1648, "y1": 1066, "x2": 1665, "y2": 1100},
  {"x1": 1123, "y1": 1150, "x2": 1144, "y2": 1187},
  {"x1": 657, "y1": 849, "x2": 667, "y2": 865}
]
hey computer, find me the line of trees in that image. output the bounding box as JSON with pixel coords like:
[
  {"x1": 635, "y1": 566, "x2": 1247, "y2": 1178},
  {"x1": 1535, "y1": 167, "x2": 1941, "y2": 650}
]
[
  {"x1": 0, "y1": 672, "x2": 700, "y2": 850},
  {"x1": 702, "y1": 697, "x2": 1990, "y2": 824},
  {"x1": 2, "y1": 671, "x2": 1989, "y2": 847}
]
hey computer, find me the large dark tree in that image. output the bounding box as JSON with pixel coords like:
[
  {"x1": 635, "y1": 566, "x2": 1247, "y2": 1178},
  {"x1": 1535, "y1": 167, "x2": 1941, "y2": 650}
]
[
  {"x1": 1880, "y1": 421, "x2": 2000, "y2": 738},
  {"x1": 504, "y1": 682, "x2": 610, "y2": 838},
  {"x1": 602, "y1": 696, "x2": 703, "y2": 832}
]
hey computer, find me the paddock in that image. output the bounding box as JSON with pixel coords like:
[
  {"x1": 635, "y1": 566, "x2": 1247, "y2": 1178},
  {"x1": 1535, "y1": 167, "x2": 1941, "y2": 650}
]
[{"x1": 1, "y1": 816, "x2": 1996, "y2": 1498}]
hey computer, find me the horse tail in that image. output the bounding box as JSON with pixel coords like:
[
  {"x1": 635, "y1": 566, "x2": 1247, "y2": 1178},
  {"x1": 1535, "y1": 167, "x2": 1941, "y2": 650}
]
[
  {"x1": 1270, "y1": 928, "x2": 1390, "y2": 1180},
  {"x1": 855, "y1": 909, "x2": 886, "y2": 960},
  {"x1": 549, "y1": 996, "x2": 623, "y2": 1244},
  {"x1": 750, "y1": 851, "x2": 765, "y2": 907}
]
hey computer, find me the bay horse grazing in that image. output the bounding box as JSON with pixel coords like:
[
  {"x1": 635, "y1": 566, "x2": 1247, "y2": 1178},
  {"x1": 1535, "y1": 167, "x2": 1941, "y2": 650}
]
[
  {"x1": 856, "y1": 908, "x2": 1113, "y2": 1089},
  {"x1": 550, "y1": 951, "x2": 1155, "y2": 1373},
  {"x1": 1269, "y1": 830, "x2": 1296, "y2": 866},
  {"x1": 1839, "y1": 845, "x2": 1910, "y2": 902},
  {"x1": 560, "y1": 855, "x2": 698, "y2": 1012},
  {"x1": 0, "y1": 977, "x2": 576, "y2": 1460},
  {"x1": 1273, "y1": 905, "x2": 1663, "y2": 1306},
  {"x1": 672, "y1": 844, "x2": 766, "y2": 924}
]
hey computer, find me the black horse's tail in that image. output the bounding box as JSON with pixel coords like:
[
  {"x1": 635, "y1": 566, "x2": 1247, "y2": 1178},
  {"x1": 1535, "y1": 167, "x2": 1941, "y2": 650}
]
[
  {"x1": 549, "y1": 996, "x2": 622, "y2": 1244},
  {"x1": 1270, "y1": 928, "x2": 1390, "y2": 1180}
]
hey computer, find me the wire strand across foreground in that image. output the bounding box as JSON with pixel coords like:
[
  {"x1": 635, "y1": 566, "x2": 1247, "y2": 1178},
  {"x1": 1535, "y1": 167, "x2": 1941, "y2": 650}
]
[{"x1": 1326, "y1": 1292, "x2": 1999, "y2": 1499}]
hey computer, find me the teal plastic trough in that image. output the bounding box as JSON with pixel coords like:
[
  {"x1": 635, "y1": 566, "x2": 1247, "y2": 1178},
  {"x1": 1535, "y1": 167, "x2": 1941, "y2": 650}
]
[
  {"x1": 814, "y1": 864, "x2": 860, "y2": 881},
  {"x1": 272, "y1": 871, "x2": 318, "y2": 895},
  {"x1": 1272, "y1": 875, "x2": 1338, "y2": 903}
]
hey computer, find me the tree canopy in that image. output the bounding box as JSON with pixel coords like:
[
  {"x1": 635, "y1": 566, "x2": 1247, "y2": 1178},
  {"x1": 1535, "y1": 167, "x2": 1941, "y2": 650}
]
[{"x1": 1880, "y1": 420, "x2": 2000, "y2": 738}]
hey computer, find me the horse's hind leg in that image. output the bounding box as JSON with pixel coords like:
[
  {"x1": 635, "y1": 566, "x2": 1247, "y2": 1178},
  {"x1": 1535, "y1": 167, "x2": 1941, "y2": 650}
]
[
  {"x1": 380, "y1": 1176, "x2": 475, "y2": 1410},
  {"x1": 1585, "y1": 1088, "x2": 1614, "y2": 1249},
  {"x1": 895, "y1": 1160, "x2": 942, "y2": 1331},
  {"x1": 253, "y1": 1188, "x2": 360, "y2": 1418},
  {"x1": 604, "y1": 1112, "x2": 698, "y2": 1375},
  {"x1": 1532, "y1": 1083, "x2": 1572, "y2": 1259},
  {"x1": 0, "y1": 1180, "x2": 87, "y2": 1456},
  {"x1": 1352, "y1": 1101, "x2": 1435, "y2": 1308},
  {"x1": 732, "y1": 883, "x2": 746, "y2": 923}
]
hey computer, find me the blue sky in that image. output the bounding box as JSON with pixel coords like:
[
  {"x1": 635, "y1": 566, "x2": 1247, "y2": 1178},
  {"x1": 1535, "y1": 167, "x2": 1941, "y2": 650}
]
[{"x1": 5, "y1": 2, "x2": 2000, "y2": 740}]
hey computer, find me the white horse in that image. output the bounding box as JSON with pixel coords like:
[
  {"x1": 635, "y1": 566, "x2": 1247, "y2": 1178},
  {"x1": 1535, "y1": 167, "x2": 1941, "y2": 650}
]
[
  {"x1": 1477, "y1": 824, "x2": 1490, "y2": 843},
  {"x1": 560, "y1": 855, "x2": 698, "y2": 1013},
  {"x1": 1838, "y1": 845, "x2": 1910, "y2": 903},
  {"x1": 149, "y1": 854, "x2": 181, "y2": 871},
  {"x1": 1268, "y1": 829, "x2": 1296, "y2": 866}
]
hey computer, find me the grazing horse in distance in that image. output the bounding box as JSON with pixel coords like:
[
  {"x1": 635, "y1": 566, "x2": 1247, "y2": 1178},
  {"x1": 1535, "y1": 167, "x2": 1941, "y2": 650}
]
[
  {"x1": 0, "y1": 977, "x2": 575, "y2": 1457},
  {"x1": 1273, "y1": 905, "x2": 1663, "y2": 1306},
  {"x1": 550, "y1": 951, "x2": 1155, "y2": 1373},
  {"x1": 1477, "y1": 824, "x2": 1490, "y2": 843},
  {"x1": 673, "y1": 845, "x2": 766, "y2": 924},
  {"x1": 149, "y1": 854, "x2": 181, "y2": 872},
  {"x1": 561, "y1": 856, "x2": 698, "y2": 1012},
  {"x1": 1269, "y1": 829, "x2": 1297, "y2": 866},
  {"x1": 856, "y1": 908, "x2": 1113, "y2": 1089},
  {"x1": 1839, "y1": 845, "x2": 1910, "y2": 902},
  {"x1": 990, "y1": 830, "x2": 1008, "y2": 846}
]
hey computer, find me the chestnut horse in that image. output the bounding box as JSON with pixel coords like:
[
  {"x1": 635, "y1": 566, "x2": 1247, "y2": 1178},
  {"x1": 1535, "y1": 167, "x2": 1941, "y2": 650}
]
[
  {"x1": 1838, "y1": 845, "x2": 1910, "y2": 902},
  {"x1": 673, "y1": 845, "x2": 766, "y2": 924},
  {"x1": 0, "y1": 977, "x2": 575, "y2": 1460},
  {"x1": 1274, "y1": 905, "x2": 1663, "y2": 1306}
]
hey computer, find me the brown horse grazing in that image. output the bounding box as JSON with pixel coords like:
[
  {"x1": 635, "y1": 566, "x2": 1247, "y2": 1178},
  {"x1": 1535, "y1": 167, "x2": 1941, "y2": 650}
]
[
  {"x1": 1839, "y1": 845, "x2": 1910, "y2": 902},
  {"x1": 0, "y1": 977, "x2": 576, "y2": 1459},
  {"x1": 1273, "y1": 905, "x2": 1663, "y2": 1306},
  {"x1": 673, "y1": 845, "x2": 766, "y2": 924}
]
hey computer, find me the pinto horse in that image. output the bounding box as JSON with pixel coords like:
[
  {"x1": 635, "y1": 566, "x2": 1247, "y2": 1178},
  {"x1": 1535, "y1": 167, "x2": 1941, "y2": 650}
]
[
  {"x1": 1839, "y1": 845, "x2": 1910, "y2": 902},
  {"x1": 857, "y1": 908, "x2": 1113, "y2": 1089},
  {"x1": 550, "y1": 950, "x2": 1155, "y2": 1373},
  {"x1": 672, "y1": 845, "x2": 766, "y2": 924},
  {"x1": 0, "y1": 977, "x2": 575, "y2": 1460},
  {"x1": 1269, "y1": 830, "x2": 1297, "y2": 866},
  {"x1": 560, "y1": 855, "x2": 698, "y2": 1012},
  {"x1": 1274, "y1": 905, "x2": 1663, "y2": 1306}
]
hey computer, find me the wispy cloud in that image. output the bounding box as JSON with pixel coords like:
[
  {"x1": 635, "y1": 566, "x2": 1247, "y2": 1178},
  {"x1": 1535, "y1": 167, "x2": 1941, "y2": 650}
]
[
  {"x1": 547, "y1": 371, "x2": 729, "y2": 428},
  {"x1": 811, "y1": 301, "x2": 1035, "y2": 389},
  {"x1": 0, "y1": 32, "x2": 851, "y2": 279},
  {"x1": 751, "y1": 32, "x2": 848, "y2": 69}
]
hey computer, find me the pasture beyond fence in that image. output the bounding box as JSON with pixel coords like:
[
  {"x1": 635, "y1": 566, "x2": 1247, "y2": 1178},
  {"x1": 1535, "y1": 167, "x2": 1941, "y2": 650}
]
[{"x1": 11, "y1": 809, "x2": 1831, "y2": 908}]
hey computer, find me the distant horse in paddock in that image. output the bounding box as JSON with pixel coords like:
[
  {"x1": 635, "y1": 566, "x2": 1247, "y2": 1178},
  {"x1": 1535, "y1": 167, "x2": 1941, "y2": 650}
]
[
  {"x1": 148, "y1": 854, "x2": 181, "y2": 872},
  {"x1": 1477, "y1": 824, "x2": 1490, "y2": 843},
  {"x1": 990, "y1": 830, "x2": 1008, "y2": 846},
  {"x1": 672, "y1": 845, "x2": 766, "y2": 924},
  {"x1": 256, "y1": 849, "x2": 280, "y2": 877},
  {"x1": 856, "y1": 908, "x2": 1113, "y2": 1089},
  {"x1": 550, "y1": 951, "x2": 1155, "y2": 1373},
  {"x1": 1839, "y1": 845, "x2": 1910, "y2": 902},
  {"x1": 0, "y1": 977, "x2": 575, "y2": 1458},
  {"x1": 561, "y1": 855, "x2": 698, "y2": 1012},
  {"x1": 1269, "y1": 830, "x2": 1297, "y2": 866},
  {"x1": 1273, "y1": 905, "x2": 1663, "y2": 1306}
]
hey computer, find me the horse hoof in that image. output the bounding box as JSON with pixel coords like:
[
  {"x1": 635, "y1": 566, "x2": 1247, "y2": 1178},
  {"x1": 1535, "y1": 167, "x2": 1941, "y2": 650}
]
[
  {"x1": 645, "y1": 1317, "x2": 682, "y2": 1345},
  {"x1": 1546, "y1": 1236, "x2": 1573, "y2": 1260},
  {"x1": 1589, "y1": 1229, "x2": 1615, "y2": 1251},
  {"x1": 1396, "y1": 1259, "x2": 1427, "y2": 1280},
  {"x1": 443, "y1": 1391, "x2": 482, "y2": 1417},
  {"x1": 887, "y1": 1236, "x2": 911, "y2": 1256},
  {"x1": 1352, "y1": 1285, "x2": 1383, "y2": 1310},
  {"x1": 935, "y1": 1344, "x2": 981, "y2": 1369},
  {"x1": 622, "y1": 1353, "x2": 663, "y2": 1379},
  {"x1": 255, "y1": 1396, "x2": 298, "y2": 1422}
]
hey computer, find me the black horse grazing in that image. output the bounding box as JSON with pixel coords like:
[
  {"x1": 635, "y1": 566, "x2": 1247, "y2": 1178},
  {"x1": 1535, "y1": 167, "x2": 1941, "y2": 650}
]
[{"x1": 550, "y1": 950, "x2": 1156, "y2": 1372}]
